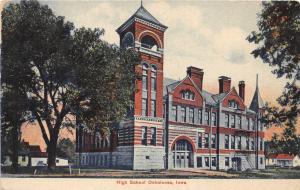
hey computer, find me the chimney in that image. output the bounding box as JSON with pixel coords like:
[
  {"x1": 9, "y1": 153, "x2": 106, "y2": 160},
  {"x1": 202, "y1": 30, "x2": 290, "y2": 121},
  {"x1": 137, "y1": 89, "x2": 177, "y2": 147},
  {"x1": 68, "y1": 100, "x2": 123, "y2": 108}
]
[
  {"x1": 187, "y1": 66, "x2": 204, "y2": 91},
  {"x1": 218, "y1": 76, "x2": 231, "y2": 93},
  {"x1": 238, "y1": 81, "x2": 245, "y2": 102}
]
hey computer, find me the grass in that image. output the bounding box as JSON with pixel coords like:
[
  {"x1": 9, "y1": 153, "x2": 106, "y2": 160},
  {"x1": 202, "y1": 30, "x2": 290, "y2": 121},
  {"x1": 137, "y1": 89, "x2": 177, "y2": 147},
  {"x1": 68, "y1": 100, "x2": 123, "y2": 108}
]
[{"x1": 2, "y1": 166, "x2": 300, "y2": 179}]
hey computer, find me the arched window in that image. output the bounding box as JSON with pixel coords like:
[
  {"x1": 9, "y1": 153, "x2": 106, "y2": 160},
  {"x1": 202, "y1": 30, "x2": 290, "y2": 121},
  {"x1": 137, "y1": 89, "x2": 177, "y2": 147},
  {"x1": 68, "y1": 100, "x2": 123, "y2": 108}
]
[
  {"x1": 121, "y1": 32, "x2": 134, "y2": 48},
  {"x1": 141, "y1": 35, "x2": 158, "y2": 50},
  {"x1": 229, "y1": 100, "x2": 239, "y2": 109}
]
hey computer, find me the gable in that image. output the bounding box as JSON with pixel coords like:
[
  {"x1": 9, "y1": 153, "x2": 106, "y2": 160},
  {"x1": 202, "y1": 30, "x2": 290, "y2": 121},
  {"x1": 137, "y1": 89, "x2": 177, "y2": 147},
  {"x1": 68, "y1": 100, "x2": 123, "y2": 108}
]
[
  {"x1": 171, "y1": 77, "x2": 203, "y2": 107},
  {"x1": 222, "y1": 87, "x2": 245, "y2": 110}
]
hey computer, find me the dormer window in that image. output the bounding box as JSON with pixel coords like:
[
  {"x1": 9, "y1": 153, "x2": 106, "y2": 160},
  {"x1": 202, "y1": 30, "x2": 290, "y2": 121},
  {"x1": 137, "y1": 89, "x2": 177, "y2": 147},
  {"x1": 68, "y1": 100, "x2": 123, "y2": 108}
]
[
  {"x1": 229, "y1": 100, "x2": 239, "y2": 109},
  {"x1": 181, "y1": 90, "x2": 195, "y2": 100}
]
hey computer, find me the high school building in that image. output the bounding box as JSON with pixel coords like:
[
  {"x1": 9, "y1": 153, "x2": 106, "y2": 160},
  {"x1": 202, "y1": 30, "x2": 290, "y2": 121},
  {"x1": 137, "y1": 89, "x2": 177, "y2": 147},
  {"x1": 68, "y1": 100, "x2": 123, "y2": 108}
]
[{"x1": 75, "y1": 4, "x2": 265, "y2": 171}]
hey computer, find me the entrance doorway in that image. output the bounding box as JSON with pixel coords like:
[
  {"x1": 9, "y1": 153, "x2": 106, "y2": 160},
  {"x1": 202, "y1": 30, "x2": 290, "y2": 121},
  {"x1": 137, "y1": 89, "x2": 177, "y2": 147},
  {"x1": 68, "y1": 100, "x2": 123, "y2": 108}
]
[{"x1": 172, "y1": 139, "x2": 193, "y2": 168}]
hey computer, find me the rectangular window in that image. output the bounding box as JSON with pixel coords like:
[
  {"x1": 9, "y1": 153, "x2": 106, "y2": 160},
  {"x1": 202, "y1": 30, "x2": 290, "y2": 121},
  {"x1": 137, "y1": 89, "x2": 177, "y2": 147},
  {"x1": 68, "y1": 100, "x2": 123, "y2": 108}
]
[
  {"x1": 22, "y1": 156, "x2": 26, "y2": 162},
  {"x1": 151, "y1": 77, "x2": 156, "y2": 92},
  {"x1": 225, "y1": 135, "x2": 229, "y2": 149},
  {"x1": 212, "y1": 112, "x2": 217, "y2": 126},
  {"x1": 141, "y1": 126, "x2": 147, "y2": 145},
  {"x1": 181, "y1": 107, "x2": 186, "y2": 122},
  {"x1": 251, "y1": 138, "x2": 254, "y2": 150},
  {"x1": 198, "y1": 109, "x2": 202, "y2": 124},
  {"x1": 246, "y1": 137, "x2": 250, "y2": 150},
  {"x1": 151, "y1": 100, "x2": 156, "y2": 117},
  {"x1": 260, "y1": 138, "x2": 263, "y2": 151},
  {"x1": 198, "y1": 132, "x2": 202, "y2": 148},
  {"x1": 225, "y1": 114, "x2": 229, "y2": 127},
  {"x1": 251, "y1": 119, "x2": 255, "y2": 130},
  {"x1": 197, "y1": 157, "x2": 202, "y2": 168},
  {"x1": 142, "y1": 98, "x2": 148, "y2": 116},
  {"x1": 172, "y1": 106, "x2": 177, "y2": 121},
  {"x1": 231, "y1": 135, "x2": 235, "y2": 149},
  {"x1": 189, "y1": 108, "x2": 194, "y2": 123},
  {"x1": 212, "y1": 157, "x2": 216, "y2": 167},
  {"x1": 247, "y1": 118, "x2": 250, "y2": 130},
  {"x1": 205, "y1": 111, "x2": 209, "y2": 125},
  {"x1": 204, "y1": 133, "x2": 209, "y2": 148},
  {"x1": 205, "y1": 157, "x2": 209, "y2": 167},
  {"x1": 150, "y1": 127, "x2": 156, "y2": 146},
  {"x1": 211, "y1": 134, "x2": 216, "y2": 149},
  {"x1": 237, "y1": 116, "x2": 241, "y2": 129},
  {"x1": 142, "y1": 74, "x2": 147, "y2": 90},
  {"x1": 225, "y1": 157, "x2": 230, "y2": 167},
  {"x1": 231, "y1": 115, "x2": 235, "y2": 128},
  {"x1": 237, "y1": 136, "x2": 241, "y2": 150},
  {"x1": 260, "y1": 158, "x2": 263, "y2": 164}
]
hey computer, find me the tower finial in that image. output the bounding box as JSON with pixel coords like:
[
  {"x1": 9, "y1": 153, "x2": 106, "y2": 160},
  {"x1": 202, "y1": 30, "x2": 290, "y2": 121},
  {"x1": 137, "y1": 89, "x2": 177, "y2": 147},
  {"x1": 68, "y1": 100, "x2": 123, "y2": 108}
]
[{"x1": 141, "y1": 0, "x2": 143, "y2": 7}]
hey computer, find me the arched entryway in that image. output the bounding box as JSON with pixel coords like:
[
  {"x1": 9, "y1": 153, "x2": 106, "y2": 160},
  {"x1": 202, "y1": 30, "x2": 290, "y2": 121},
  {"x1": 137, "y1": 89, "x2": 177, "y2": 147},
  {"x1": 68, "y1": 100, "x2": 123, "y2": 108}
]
[{"x1": 171, "y1": 138, "x2": 194, "y2": 168}]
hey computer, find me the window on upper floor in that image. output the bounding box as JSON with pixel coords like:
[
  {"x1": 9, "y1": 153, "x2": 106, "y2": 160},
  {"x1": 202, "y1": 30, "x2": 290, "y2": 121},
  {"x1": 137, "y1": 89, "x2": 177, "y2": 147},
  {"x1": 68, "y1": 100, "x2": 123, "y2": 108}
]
[
  {"x1": 246, "y1": 118, "x2": 250, "y2": 130},
  {"x1": 231, "y1": 115, "x2": 235, "y2": 128},
  {"x1": 225, "y1": 114, "x2": 229, "y2": 127},
  {"x1": 142, "y1": 64, "x2": 148, "y2": 91},
  {"x1": 141, "y1": 35, "x2": 159, "y2": 51},
  {"x1": 231, "y1": 135, "x2": 235, "y2": 149},
  {"x1": 181, "y1": 107, "x2": 186, "y2": 122},
  {"x1": 181, "y1": 90, "x2": 195, "y2": 101},
  {"x1": 251, "y1": 119, "x2": 255, "y2": 130},
  {"x1": 229, "y1": 100, "x2": 239, "y2": 109},
  {"x1": 172, "y1": 105, "x2": 177, "y2": 121},
  {"x1": 151, "y1": 100, "x2": 156, "y2": 117},
  {"x1": 246, "y1": 137, "x2": 250, "y2": 150},
  {"x1": 198, "y1": 132, "x2": 202, "y2": 148},
  {"x1": 260, "y1": 138, "x2": 263, "y2": 151},
  {"x1": 205, "y1": 111, "x2": 209, "y2": 125},
  {"x1": 237, "y1": 136, "x2": 241, "y2": 150},
  {"x1": 251, "y1": 138, "x2": 254, "y2": 150},
  {"x1": 211, "y1": 134, "x2": 216, "y2": 149},
  {"x1": 142, "y1": 98, "x2": 148, "y2": 116},
  {"x1": 225, "y1": 135, "x2": 229, "y2": 149},
  {"x1": 189, "y1": 108, "x2": 194, "y2": 123},
  {"x1": 204, "y1": 133, "x2": 209, "y2": 148},
  {"x1": 212, "y1": 112, "x2": 217, "y2": 126},
  {"x1": 151, "y1": 65, "x2": 157, "y2": 92},
  {"x1": 237, "y1": 116, "x2": 242, "y2": 129},
  {"x1": 198, "y1": 109, "x2": 202, "y2": 124}
]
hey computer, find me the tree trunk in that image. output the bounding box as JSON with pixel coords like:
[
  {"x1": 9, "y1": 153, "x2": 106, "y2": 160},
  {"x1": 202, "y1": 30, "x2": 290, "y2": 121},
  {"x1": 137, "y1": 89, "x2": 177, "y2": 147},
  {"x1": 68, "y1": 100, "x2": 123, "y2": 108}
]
[
  {"x1": 11, "y1": 122, "x2": 20, "y2": 173},
  {"x1": 47, "y1": 130, "x2": 59, "y2": 170}
]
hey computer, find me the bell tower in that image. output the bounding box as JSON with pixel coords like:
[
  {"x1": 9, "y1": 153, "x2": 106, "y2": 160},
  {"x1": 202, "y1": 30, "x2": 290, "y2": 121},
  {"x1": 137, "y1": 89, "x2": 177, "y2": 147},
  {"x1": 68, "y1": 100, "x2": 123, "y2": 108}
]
[{"x1": 116, "y1": 3, "x2": 167, "y2": 170}]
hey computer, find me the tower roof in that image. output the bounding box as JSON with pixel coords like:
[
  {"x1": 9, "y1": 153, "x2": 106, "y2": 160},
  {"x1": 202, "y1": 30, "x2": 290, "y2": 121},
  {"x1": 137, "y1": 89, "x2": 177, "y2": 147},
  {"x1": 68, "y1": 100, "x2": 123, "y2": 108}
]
[
  {"x1": 116, "y1": 3, "x2": 167, "y2": 33},
  {"x1": 249, "y1": 74, "x2": 264, "y2": 112}
]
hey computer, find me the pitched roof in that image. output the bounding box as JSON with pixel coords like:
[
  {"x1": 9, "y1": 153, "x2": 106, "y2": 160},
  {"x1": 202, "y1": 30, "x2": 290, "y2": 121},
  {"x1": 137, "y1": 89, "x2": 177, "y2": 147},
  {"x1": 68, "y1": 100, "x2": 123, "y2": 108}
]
[
  {"x1": 116, "y1": 4, "x2": 167, "y2": 33},
  {"x1": 267, "y1": 153, "x2": 296, "y2": 160},
  {"x1": 133, "y1": 5, "x2": 166, "y2": 28},
  {"x1": 163, "y1": 77, "x2": 179, "y2": 96},
  {"x1": 250, "y1": 75, "x2": 264, "y2": 112}
]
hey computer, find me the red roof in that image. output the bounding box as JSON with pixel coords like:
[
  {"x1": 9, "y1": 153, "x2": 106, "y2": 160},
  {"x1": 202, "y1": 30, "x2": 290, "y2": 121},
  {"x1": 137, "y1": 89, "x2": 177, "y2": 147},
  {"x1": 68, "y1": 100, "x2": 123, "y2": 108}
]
[{"x1": 267, "y1": 154, "x2": 296, "y2": 160}]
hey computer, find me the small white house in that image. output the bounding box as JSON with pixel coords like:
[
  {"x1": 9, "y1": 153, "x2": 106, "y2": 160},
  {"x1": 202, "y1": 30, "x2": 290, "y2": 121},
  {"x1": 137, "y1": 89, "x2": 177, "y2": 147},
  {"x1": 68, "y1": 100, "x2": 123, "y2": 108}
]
[{"x1": 266, "y1": 154, "x2": 300, "y2": 167}]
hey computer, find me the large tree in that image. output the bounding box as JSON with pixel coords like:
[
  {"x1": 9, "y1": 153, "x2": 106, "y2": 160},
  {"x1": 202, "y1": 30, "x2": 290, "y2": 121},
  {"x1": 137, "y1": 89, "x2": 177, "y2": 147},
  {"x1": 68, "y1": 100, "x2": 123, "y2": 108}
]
[
  {"x1": 2, "y1": 0, "x2": 139, "y2": 170},
  {"x1": 247, "y1": 1, "x2": 300, "y2": 154}
]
